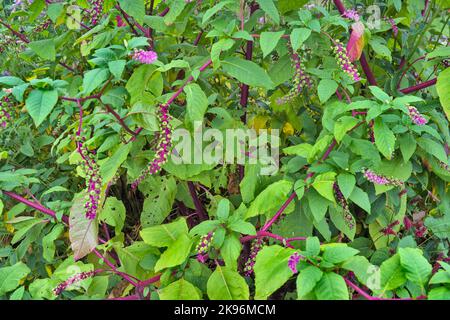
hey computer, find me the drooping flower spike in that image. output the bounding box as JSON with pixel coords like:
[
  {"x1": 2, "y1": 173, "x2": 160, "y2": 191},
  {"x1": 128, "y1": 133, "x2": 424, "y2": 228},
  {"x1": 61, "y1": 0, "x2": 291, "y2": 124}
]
[
  {"x1": 132, "y1": 49, "x2": 158, "y2": 65},
  {"x1": 75, "y1": 135, "x2": 102, "y2": 220},
  {"x1": 53, "y1": 270, "x2": 97, "y2": 296},
  {"x1": 132, "y1": 103, "x2": 173, "y2": 189},
  {"x1": 277, "y1": 46, "x2": 312, "y2": 105},
  {"x1": 333, "y1": 183, "x2": 355, "y2": 229},
  {"x1": 244, "y1": 238, "x2": 264, "y2": 276},
  {"x1": 88, "y1": 0, "x2": 104, "y2": 25},
  {"x1": 386, "y1": 18, "x2": 399, "y2": 37},
  {"x1": 363, "y1": 169, "x2": 403, "y2": 187},
  {"x1": 343, "y1": 9, "x2": 360, "y2": 21},
  {"x1": 332, "y1": 39, "x2": 361, "y2": 82},
  {"x1": 288, "y1": 252, "x2": 302, "y2": 274},
  {"x1": 0, "y1": 90, "x2": 13, "y2": 129},
  {"x1": 196, "y1": 232, "x2": 214, "y2": 263},
  {"x1": 407, "y1": 105, "x2": 427, "y2": 126}
]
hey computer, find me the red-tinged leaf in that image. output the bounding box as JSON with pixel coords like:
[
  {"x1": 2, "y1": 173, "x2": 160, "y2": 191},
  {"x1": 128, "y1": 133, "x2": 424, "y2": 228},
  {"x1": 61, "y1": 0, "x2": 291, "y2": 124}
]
[
  {"x1": 69, "y1": 192, "x2": 98, "y2": 260},
  {"x1": 346, "y1": 22, "x2": 365, "y2": 62}
]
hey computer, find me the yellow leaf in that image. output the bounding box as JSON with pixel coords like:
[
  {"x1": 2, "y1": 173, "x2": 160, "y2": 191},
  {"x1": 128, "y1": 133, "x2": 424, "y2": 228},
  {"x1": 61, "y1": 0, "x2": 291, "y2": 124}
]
[{"x1": 282, "y1": 122, "x2": 294, "y2": 136}]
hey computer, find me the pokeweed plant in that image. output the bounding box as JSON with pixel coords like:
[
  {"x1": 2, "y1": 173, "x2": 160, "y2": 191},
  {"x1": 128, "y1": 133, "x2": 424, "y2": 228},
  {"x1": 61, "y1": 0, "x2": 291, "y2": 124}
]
[{"x1": 0, "y1": 0, "x2": 449, "y2": 301}]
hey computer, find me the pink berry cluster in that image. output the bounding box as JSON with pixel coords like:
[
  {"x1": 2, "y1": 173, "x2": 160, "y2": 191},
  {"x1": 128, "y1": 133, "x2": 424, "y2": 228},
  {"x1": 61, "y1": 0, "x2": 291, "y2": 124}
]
[
  {"x1": 53, "y1": 271, "x2": 96, "y2": 295},
  {"x1": 343, "y1": 9, "x2": 360, "y2": 21},
  {"x1": 403, "y1": 216, "x2": 427, "y2": 238},
  {"x1": 243, "y1": 238, "x2": 264, "y2": 276},
  {"x1": 196, "y1": 232, "x2": 214, "y2": 263},
  {"x1": 407, "y1": 105, "x2": 427, "y2": 126},
  {"x1": 363, "y1": 169, "x2": 403, "y2": 187},
  {"x1": 132, "y1": 103, "x2": 173, "y2": 189},
  {"x1": 88, "y1": 0, "x2": 103, "y2": 25},
  {"x1": 0, "y1": 92, "x2": 13, "y2": 129},
  {"x1": 387, "y1": 18, "x2": 398, "y2": 37},
  {"x1": 132, "y1": 49, "x2": 158, "y2": 65},
  {"x1": 333, "y1": 183, "x2": 355, "y2": 229},
  {"x1": 332, "y1": 40, "x2": 361, "y2": 82},
  {"x1": 277, "y1": 50, "x2": 312, "y2": 105},
  {"x1": 288, "y1": 252, "x2": 301, "y2": 274},
  {"x1": 76, "y1": 135, "x2": 102, "y2": 220},
  {"x1": 33, "y1": 18, "x2": 51, "y2": 32}
]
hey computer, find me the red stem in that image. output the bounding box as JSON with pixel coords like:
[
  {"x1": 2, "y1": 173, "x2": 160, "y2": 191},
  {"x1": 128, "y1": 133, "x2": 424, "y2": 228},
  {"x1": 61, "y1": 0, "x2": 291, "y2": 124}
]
[
  {"x1": 187, "y1": 182, "x2": 207, "y2": 221},
  {"x1": 399, "y1": 78, "x2": 437, "y2": 94}
]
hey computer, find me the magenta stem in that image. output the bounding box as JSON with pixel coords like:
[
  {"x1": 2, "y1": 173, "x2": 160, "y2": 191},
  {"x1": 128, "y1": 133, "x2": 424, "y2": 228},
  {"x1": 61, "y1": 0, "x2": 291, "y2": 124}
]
[{"x1": 399, "y1": 78, "x2": 437, "y2": 94}]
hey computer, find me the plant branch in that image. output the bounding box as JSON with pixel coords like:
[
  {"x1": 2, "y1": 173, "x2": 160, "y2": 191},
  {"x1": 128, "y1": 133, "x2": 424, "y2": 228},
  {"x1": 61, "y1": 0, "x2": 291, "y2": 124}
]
[
  {"x1": 187, "y1": 182, "x2": 208, "y2": 221},
  {"x1": 399, "y1": 78, "x2": 437, "y2": 94}
]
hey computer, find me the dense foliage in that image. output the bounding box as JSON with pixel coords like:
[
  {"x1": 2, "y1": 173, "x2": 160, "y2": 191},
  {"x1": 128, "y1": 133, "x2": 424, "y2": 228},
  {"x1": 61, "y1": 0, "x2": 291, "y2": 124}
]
[{"x1": 0, "y1": 0, "x2": 449, "y2": 300}]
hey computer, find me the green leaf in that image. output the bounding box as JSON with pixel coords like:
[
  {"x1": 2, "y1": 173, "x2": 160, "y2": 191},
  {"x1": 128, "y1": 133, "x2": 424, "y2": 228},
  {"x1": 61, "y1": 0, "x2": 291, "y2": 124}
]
[
  {"x1": 28, "y1": 39, "x2": 56, "y2": 61},
  {"x1": 256, "y1": 0, "x2": 280, "y2": 24},
  {"x1": 428, "y1": 287, "x2": 450, "y2": 300},
  {"x1": 118, "y1": 0, "x2": 145, "y2": 24},
  {"x1": 436, "y1": 66, "x2": 450, "y2": 121},
  {"x1": 140, "y1": 176, "x2": 178, "y2": 227},
  {"x1": 159, "y1": 279, "x2": 202, "y2": 300},
  {"x1": 399, "y1": 134, "x2": 417, "y2": 162},
  {"x1": 283, "y1": 143, "x2": 313, "y2": 158},
  {"x1": 380, "y1": 254, "x2": 407, "y2": 292},
  {"x1": 260, "y1": 31, "x2": 285, "y2": 58},
  {"x1": 222, "y1": 57, "x2": 275, "y2": 89},
  {"x1": 334, "y1": 116, "x2": 359, "y2": 143},
  {"x1": 246, "y1": 180, "x2": 293, "y2": 219},
  {"x1": 220, "y1": 234, "x2": 242, "y2": 270},
  {"x1": 398, "y1": 248, "x2": 432, "y2": 288},
  {"x1": 318, "y1": 79, "x2": 338, "y2": 104},
  {"x1": 254, "y1": 245, "x2": 296, "y2": 299},
  {"x1": 98, "y1": 197, "x2": 126, "y2": 234},
  {"x1": 430, "y1": 270, "x2": 450, "y2": 284},
  {"x1": 228, "y1": 220, "x2": 256, "y2": 235},
  {"x1": 314, "y1": 272, "x2": 349, "y2": 300},
  {"x1": 341, "y1": 256, "x2": 376, "y2": 288},
  {"x1": 100, "y1": 143, "x2": 132, "y2": 184},
  {"x1": 82, "y1": 68, "x2": 110, "y2": 95},
  {"x1": 337, "y1": 173, "x2": 355, "y2": 199},
  {"x1": 290, "y1": 28, "x2": 311, "y2": 51},
  {"x1": 349, "y1": 186, "x2": 371, "y2": 214},
  {"x1": 369, "y1": 38, "x2": 391, "y2": 62},
  {"x1": 125, "y1": 64, "x2": 162, "y2": 105},
  {"x1": 374, "y1": 118, "x2": 396, "y2": 160},
  {"x1": 69, "y1": 192, "x2": 98, "y2": 260},
  {"x1": 108, "y1": 60, "x2": 126, "y2": 79},
  {"x1": 42, "y1": 224, "x2": 64, "y2": 262},
  {"x1": 154, "y1": 233, "x2": 193, "y2": 271},
  {"x1": 163, "y1": 0, "x2": 186, "y2": 25},
  {"x1": 0, "y1": 262, "x2": 31, "y2": 296},
  {"x1": 424, "y1": 215, "x2": 450, "y2": 239},
  {"x1": 202, "y1": 0, "x2": 233, "y2": 25},
  {"x1": 369, "y1": 86, "x2": 391, "y2": 102},
  {"x1": 417, "y1": 137, "x2": 448, "y2": 163},
  {"x1": 307, "y1": 189, "x2": 330, "y2": 222},
  {"x1": 322, "y1": 246, "x2": 359, "y2": 264},
  {"x1": 207, "y1": 266, "x2": 249, "y2": 300},
  {"x1": 140, "y1": 218, "x2": 189, "y2": 247},
  {"x1": 297, "y1": 266, "x2": 323, "y2": 299},
  {"x1": 216, "y1": 199, "x2": 231, "y2": 221},
  {"x1": 428, "y1": 46, "x2": 450, "y2": 59},
  {"x1": 25, "y1": 89, "x2": 58, "y2": 127},
  {"x1": 277, "y1": 0, "x2": 308, "y2": 14},
  {"x1": 184, "y1": 83, "x2": 208, "y2": 127},
  {"x1": 312, "y1": 172, "x2": 336, "y2": 203},
  {"x1": 211, "y1": 38, "x2": 235, "y2": 68},
  {"x1": 305, "y1": 236, "x2": 320, "y2": 257}
]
